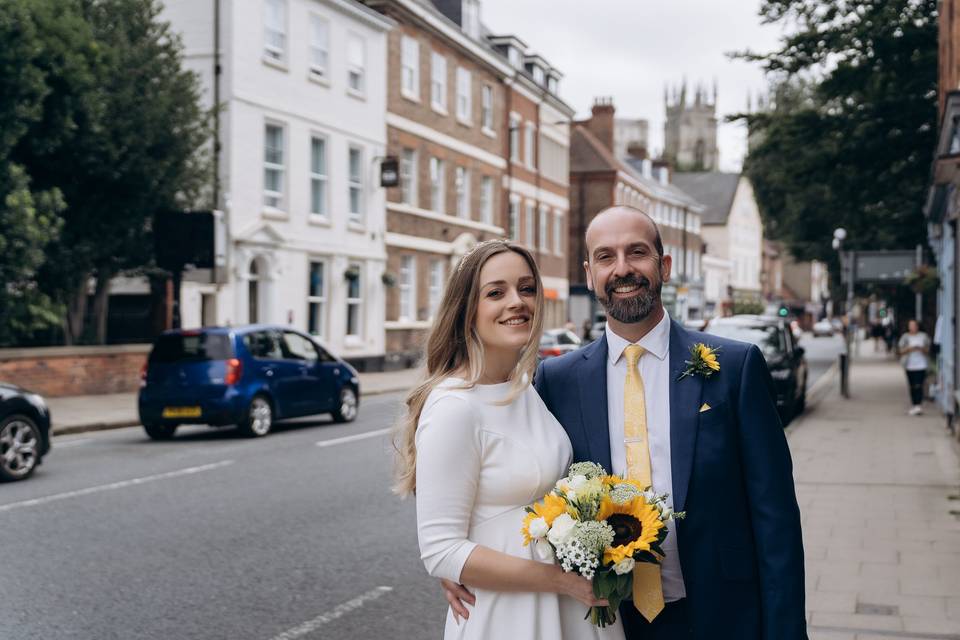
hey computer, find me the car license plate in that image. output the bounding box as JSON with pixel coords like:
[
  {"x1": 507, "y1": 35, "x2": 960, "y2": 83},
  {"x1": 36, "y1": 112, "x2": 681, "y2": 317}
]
[{"x1": 162, "y1": 406, "x2": 202, "y2": 419}]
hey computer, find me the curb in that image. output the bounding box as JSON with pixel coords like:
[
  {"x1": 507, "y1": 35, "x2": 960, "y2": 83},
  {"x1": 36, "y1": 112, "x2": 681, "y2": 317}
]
[
  {"x1": 51, "y1": 383, "x2": 411, "y2": 437},
  {"x1": 785, "y1": 360, "x2": 839, "y2": 437}
]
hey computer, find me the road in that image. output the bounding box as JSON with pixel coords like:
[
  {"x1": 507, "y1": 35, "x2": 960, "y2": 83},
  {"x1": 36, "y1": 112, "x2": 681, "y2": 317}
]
[{"x1": 1, "y1": 335, "x2": 843, "y2": 639}]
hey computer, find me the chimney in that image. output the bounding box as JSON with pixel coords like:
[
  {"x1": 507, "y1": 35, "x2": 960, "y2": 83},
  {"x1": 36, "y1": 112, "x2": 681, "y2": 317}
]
[
  {"x1": 587, "y1": 97, "x2": 615, "y2": 151},
  {"x1": 626, "y1": 142, "x2": 648, "y2": 161}
]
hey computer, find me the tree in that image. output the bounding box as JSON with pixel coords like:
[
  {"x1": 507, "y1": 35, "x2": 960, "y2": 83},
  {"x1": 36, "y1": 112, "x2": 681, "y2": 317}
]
[
  {"x1": 736, "y1": 0, "x2": 938, "y2": 267},
  {"x1": 11, "y1": 0, "x2": 211, "y2": 344}
]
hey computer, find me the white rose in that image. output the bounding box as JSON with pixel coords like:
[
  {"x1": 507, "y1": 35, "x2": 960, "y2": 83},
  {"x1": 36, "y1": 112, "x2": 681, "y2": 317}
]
[
  {"x1": 534, "y1": 538, "x2": 555, "y2": 561},
  {"x1": 565, "y1": 490, "x2": 577, "y2": 501},
  {"x1": 547, "y1": 513, "x2": 576, "y2": 546},
  {"x1": 613, "y1": 557, "x2": 635, "y2": 575},
  {"x1": 528, "y1": 517, "x2": 549, "y2": 539},
  {"x1": 568, "y1": 475, "x2": 589, "y2": 492}
]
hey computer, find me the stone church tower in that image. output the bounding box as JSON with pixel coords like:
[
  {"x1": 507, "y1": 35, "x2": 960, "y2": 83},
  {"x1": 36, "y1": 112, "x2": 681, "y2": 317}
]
[{"x1": 663, "y1": 80, "x2": 719, "y2": 171}]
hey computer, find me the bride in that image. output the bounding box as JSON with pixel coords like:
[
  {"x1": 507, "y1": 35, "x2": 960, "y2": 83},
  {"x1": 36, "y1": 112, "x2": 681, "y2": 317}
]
[{"x1": 393, "y1": 239, "x2": 625, "y2": 639}]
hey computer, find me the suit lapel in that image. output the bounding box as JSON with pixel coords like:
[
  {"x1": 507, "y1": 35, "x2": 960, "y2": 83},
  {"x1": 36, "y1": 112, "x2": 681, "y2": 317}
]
[
  {"x1": 669, "y1": 320, "x2": 702, "y2": 513},
  {"x1": 577, "y1": 334, "x2": 612, "y2": 473}
]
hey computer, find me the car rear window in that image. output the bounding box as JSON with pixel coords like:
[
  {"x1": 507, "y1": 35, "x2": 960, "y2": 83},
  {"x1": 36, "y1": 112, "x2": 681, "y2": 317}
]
[
  {"x1": 149, "y1": 333, "x2": 233, "y2": 363},
  {"x1": 706, "y1": 324, "x2": 785, "y2": 357}
]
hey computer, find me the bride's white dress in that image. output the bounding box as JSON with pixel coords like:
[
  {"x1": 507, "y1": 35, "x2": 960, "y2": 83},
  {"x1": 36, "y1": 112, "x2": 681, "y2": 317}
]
[{"x1": 415, "y1": 378, "x2": 625, "y2": 640}]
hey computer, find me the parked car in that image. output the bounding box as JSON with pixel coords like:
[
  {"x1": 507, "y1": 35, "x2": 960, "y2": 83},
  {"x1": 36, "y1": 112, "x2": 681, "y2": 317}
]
[
  {"x1": 539, "y1": 329, "x2": 582, "y2": 359},
  {"x1": 0, "y1": 383, "x2": 51, "y2": 481},
  {"x1": 138, "y1": 326, "x2": 360, "y2": 440},
  {"x1": 704, "y1": 315, "x2": 808, "y2": 424},
  {"x1": 812, "y1": 319, "x2": 834, "y2": 337}
]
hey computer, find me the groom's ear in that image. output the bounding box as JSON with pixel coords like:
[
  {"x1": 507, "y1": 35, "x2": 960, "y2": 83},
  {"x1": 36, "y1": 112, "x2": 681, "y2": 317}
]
[
  {"x1": 660, "y1": 254, "x2": 672, "y2": 283},
  {"x1": 583, "y1": 259, "x2": 594, "y2": 291}
]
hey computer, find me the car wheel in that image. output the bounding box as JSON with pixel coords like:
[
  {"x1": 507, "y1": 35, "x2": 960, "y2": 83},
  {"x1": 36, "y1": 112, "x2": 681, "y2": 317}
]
[
  {"x1": 143, "y1": 422, "x2": 178, "y2": 441},
  {"x1": 331, "y1": 387, "x2": 358, "y2": 423},
  {"x1": 239, "y1": 394, "x2": 273, "y2": 437},
  {"x1": 795, "y1": 378, "x2": 807, "y2": 415},
  {"x1": 0, "y1": 414, "x2": 41, "y2": 482}
]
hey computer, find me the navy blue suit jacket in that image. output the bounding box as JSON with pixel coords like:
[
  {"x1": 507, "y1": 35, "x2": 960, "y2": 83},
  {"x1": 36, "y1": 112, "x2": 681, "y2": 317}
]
[{"x1": 534, "y1": 321, "x2": 807, "y2": 640}]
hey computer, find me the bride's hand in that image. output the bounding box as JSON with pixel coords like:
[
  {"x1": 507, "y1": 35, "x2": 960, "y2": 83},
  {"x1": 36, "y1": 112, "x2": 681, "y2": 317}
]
[{"x1": 556, "y1": 569, "x2": 609, "y2": 608}]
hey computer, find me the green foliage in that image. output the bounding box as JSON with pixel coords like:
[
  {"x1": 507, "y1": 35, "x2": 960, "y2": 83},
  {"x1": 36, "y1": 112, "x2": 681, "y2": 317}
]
[
  {"x1": 0, "y1": 165, "x2": 64, "y2": 346},
  {"x1": 735, "y1": 0, "x2": 937, "y2": 265}
]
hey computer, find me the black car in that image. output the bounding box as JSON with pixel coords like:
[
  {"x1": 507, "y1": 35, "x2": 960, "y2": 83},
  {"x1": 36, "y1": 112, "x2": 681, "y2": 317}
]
[
  {"x1": 0, "y1": 383, "x2": 52, "y2": 481},
  {"x1": 705, "y1": 315, "x2": 808, "y2": 424}
]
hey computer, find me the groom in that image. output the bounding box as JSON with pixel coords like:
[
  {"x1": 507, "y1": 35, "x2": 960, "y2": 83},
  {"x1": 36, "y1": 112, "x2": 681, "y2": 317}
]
[{"x1": 444, "y1": 206, "x2": 807, "y2": 639}]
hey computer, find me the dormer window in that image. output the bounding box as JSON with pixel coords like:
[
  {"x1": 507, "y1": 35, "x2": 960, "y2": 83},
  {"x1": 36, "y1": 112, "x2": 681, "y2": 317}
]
[
  {"x1": 462, "y1": 0, "x2": 480, "y2": 39},
  {"x1": 508, "y1": 47, "x2": 522, "y2": 69},
  {"x1": 531, "y1": 65, "x2": 545, "y2": 85},
  {"x1": 547, "y1": 75, "x2": 558, "y2": 94}
]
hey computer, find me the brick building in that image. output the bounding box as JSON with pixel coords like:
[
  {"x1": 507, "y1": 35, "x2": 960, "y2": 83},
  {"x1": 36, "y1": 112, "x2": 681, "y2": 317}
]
[
  {"x1": 361, "y1": 0, "x2": 573, "y2": 362},
  {"x1": 568, "y1": 99, "x2": 706, "y2": 329}
]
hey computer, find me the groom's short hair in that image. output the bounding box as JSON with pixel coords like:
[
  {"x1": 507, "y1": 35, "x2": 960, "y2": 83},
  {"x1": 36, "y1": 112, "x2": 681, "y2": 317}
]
[{"x1": 586, "y1": 205, "x2": 664, "y2": 260}]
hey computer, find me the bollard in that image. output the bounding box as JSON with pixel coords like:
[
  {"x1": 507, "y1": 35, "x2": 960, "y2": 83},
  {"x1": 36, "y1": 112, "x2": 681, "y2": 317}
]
[{"x1": 839, "y1": 352, "x2": 850, "y2": 399}]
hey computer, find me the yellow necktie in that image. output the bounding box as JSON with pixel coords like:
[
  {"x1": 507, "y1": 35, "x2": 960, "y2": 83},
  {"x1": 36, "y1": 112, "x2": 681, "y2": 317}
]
[{"x1": 623, "y1": 344, "x2": 665, "y2": 623}]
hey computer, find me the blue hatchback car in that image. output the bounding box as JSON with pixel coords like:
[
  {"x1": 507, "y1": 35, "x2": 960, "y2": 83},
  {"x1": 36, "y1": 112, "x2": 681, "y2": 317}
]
[{"x1": 138, "y1": 325, "x2": 360, "y2": 439}]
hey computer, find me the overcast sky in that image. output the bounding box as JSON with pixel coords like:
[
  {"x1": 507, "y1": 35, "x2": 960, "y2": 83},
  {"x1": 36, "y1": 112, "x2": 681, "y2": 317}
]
[{"x1": 480, "y1": 1, "x2": 786, "y2": 172}]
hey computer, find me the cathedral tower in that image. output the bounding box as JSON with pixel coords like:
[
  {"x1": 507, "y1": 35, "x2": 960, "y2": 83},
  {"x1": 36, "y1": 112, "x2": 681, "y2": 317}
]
[{"x1": 663, "y1": 79, "x2": 719, "y2": 171}]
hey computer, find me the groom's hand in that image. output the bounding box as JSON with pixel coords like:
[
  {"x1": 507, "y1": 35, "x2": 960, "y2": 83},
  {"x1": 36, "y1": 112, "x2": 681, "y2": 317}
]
[{"x1": 440, "y1": 578, "x2": 476, "y2": 623}]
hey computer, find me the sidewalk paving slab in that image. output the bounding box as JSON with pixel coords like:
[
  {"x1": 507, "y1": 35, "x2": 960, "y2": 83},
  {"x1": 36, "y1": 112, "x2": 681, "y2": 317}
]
[
  {"x1": 795, "y1": 351, "x2": 960, "y2": 640},
  {"x1": 47, "y1": 367, "x2": 417, "y2": 435}
]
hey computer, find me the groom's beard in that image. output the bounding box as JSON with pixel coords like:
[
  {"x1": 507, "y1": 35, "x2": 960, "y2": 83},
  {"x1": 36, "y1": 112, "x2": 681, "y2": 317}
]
[{"x1": 596, "y1": 270, "x2": 662, "y2": 324}]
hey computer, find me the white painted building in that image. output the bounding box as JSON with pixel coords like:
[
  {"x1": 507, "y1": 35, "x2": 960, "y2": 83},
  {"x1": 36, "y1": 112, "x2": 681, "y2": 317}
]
[{"x1": 162, "y1": 0, "x2": 393, "y2": 368}]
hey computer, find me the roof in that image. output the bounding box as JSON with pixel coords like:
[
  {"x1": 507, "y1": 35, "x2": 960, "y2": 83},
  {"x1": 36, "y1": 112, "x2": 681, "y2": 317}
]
[
  {"x1": 570, "y1": 124, "x2": 620, "y2": 174},
  {"x1": 623, "y1": 158, "x2": 704, "y2": 210},
  {"x1": 671, "y1": 172, "x2": 742, "y2": 225}
]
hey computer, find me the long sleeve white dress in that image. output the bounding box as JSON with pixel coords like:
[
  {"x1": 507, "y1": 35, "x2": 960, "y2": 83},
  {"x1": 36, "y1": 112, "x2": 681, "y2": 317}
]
[{"x1": 415, "y1": 378, "x2": 625, "y2": 640}]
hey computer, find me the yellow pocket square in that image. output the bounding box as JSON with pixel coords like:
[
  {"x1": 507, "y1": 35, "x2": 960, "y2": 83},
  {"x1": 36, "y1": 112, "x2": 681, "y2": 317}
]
[{"x1": 699, "y1": 402, "x2": 711, "y2": 413}]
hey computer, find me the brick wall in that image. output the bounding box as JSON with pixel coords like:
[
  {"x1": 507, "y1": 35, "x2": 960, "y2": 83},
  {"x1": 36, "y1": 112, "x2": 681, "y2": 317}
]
[{"x1": 0, "y1": 345, "x2": 151, "y2": 397}]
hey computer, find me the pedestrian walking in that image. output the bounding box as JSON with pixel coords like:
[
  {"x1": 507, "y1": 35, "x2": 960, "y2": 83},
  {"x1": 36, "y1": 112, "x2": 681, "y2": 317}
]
[{"x1": 897, "y1": 319, "x2": 930, "y2": 416}]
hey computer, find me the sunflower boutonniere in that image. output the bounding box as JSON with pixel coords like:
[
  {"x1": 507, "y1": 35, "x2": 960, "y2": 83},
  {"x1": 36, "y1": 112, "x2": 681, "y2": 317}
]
[{"x1": 678, "y1": 343, "x2": 720, "y2": 381}]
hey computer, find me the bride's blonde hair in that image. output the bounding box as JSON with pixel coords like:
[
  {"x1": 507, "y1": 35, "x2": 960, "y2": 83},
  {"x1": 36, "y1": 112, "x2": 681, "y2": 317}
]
[{"x1": 392, "y1": 239, "x2": 544, "y2": 496}]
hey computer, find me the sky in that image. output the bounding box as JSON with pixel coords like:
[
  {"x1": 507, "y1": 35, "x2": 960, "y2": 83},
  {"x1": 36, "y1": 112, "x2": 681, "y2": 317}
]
[{"x1": 480, "y1": 0, "x2": 786, "y2": 172}]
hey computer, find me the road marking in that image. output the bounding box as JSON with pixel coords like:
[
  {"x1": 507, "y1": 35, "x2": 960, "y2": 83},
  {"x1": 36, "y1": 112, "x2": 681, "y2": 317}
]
[
  {"x1": 53, "y1": 438, "x2": 92, "y2": 448},
  {"x1": 0, "y1": 460, "x2": 234, "y2": 513},
  {"x1": 267, "y1": 586, "x2": 393, "y2": 640},
  {"x1": 316, "y1": 427, "x2": 392, "y2": 448}
]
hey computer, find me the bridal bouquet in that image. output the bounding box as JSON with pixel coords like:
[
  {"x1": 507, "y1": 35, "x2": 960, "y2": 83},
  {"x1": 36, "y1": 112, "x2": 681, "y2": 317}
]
[{"x1": 521, "y1": 462, "x2": 683, "y2": 628}]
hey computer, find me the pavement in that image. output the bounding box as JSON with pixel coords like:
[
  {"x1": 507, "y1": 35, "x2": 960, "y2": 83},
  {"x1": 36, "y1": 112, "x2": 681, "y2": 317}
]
[
  {"x1": 794, "y1": 349, "x2": 960, "y2": 640},
  {"x1": 46, "y1": 367, "x2": 417, "y2": 435}
]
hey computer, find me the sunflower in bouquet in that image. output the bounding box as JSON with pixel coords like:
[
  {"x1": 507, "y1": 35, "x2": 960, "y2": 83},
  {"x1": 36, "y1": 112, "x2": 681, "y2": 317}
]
[{"x1": 521, "y1": 462, "x2": 683, "y2": 628}]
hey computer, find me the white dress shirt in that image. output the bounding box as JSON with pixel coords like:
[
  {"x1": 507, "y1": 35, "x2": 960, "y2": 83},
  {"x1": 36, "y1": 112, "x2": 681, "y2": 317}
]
[{"x1": 605, "y1": 312, "x2": 686, "y2": 602}]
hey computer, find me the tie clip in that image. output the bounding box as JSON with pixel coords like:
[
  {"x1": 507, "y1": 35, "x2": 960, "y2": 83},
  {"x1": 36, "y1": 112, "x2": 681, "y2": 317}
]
[{"x1": 624, "y1": 436, "x2": 646, "y2": 444}]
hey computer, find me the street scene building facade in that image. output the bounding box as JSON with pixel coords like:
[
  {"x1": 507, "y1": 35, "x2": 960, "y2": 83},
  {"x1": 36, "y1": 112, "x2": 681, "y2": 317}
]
[{"x1": 163, "y1": 0, "x2": 394, "y2": 369}]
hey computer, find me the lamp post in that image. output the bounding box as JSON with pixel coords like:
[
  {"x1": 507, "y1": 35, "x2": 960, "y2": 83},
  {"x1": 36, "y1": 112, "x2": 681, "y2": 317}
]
[{"x1": 833, "y1": 227, "x2": 852, "y2": 397}]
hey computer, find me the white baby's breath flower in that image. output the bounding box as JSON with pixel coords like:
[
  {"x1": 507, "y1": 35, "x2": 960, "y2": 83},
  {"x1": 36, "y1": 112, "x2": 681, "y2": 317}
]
[
  {"x1": 528, "y1": 517, "x2": 549, "y2": 539},
  {"x1": 613, "y1": 557, "x2": 635, "y2": 575},
  {"x1": 547, "y1": 513, "x2": 576, "y2": 546}
]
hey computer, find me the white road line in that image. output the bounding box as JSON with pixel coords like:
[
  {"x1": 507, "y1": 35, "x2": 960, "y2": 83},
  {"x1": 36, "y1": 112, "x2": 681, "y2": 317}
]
[
  {"x1": 0, "y1": 460, "x2": 234, "y2": 513},
  {"x1": 267, "y1": 586, "x2": 393, "y2": 640},
  {"x1": 315, "y1": 427, "x2": 392, "y2": 448},
  {"x1": 53, "y1": 438, "x2": 92, "y2": 448}
]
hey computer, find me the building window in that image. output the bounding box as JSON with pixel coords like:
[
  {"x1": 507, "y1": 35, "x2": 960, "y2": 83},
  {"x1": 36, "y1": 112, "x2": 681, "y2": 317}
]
[
  {"x1": 525, "y1": 201, "x2": 535, "y2": 246},
  {"x1": 348, "y1": 146, "x2": 364, "y2": 224},
  {"x1": 263, "y1": 0, "x2": 286, "y2": 62},
  {"x1": 461, "y1": 0, "x2": 480, "y2": 39},
  {"x1": 509, "y1": 116, "x2": 520, "y2": 162},
  {"x1": 431, "y1": 52, "x2": 447, "y2": 112},
  {"x1": 455, "y1": 166, "x2": 469, "y2": 218},
  {"x1": 508, "y1": 47, "x2": 522, "y2": 69},
  {"x1": 524, "y1": 123, "x2": 536, "y2": 168},
  {"x1": 480, "y1": 176, "x2": 494, "y2": 225},
  {"x1": 399, "y1": 255, "x2": 416, "y2": 321},
  {"x1": 429, "y1": 157, "x2": 445, "y2": 213},
  {"x1": 540, "y1": 135, "x2": 568, "y2": 184},
  {"x1": 263, "y1": 123, "x2": 285, "y2": 209},
  {"x1": 428, "y1": 260, "x2": 445, "y2": 319},
  {"x1": 346, "y1": 263, "x2": 363, "y2": 338},
  {"x1": 547, "y1": 76, "x2": 558, "y2": 94},
  {"x1": 401, "y1": 36, "x2": 419, "y2": 100},
  {"x1": 481, "y1": 85, "x2": 493, "y2": 131},
  {"x1": 347, "y1": 34, "x2": 365, "y2": 95},
  {"x1": 554, "y1": 210, "x2": 563, "y2": 255},
  {"x1": 307, "y1": 261, "x2": 326, "y2": 337},
  {"x1": 310, "y1": 136, "x2": 327, "y2": 217},
  {"x1": 456, "y1": 67, "x2": 472, "y2": 123},
  {"x1": 309, "y1": 14, "x2": 329, "y2": 78},
  {"x1": 532, "y1": 65, "x2": 545, "y2": 86},
  {"x1": 538, "y1": 205, "x2": 549, "y2": 251},
  {"x1": 400, "y1": 148, "x2": 417, "y2": 206},
  {"x1": 508, "y1": 198, "x2": 519, "y2": 240}
]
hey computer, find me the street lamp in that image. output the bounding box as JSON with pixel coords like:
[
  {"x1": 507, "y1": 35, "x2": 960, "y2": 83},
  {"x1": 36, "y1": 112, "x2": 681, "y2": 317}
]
[
  {"x1": 832, "y1": 228, "x2": 852, "y2": 315},
  {"x1": 833, "y1": 227, "x2": 853, "y2": 397}
]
